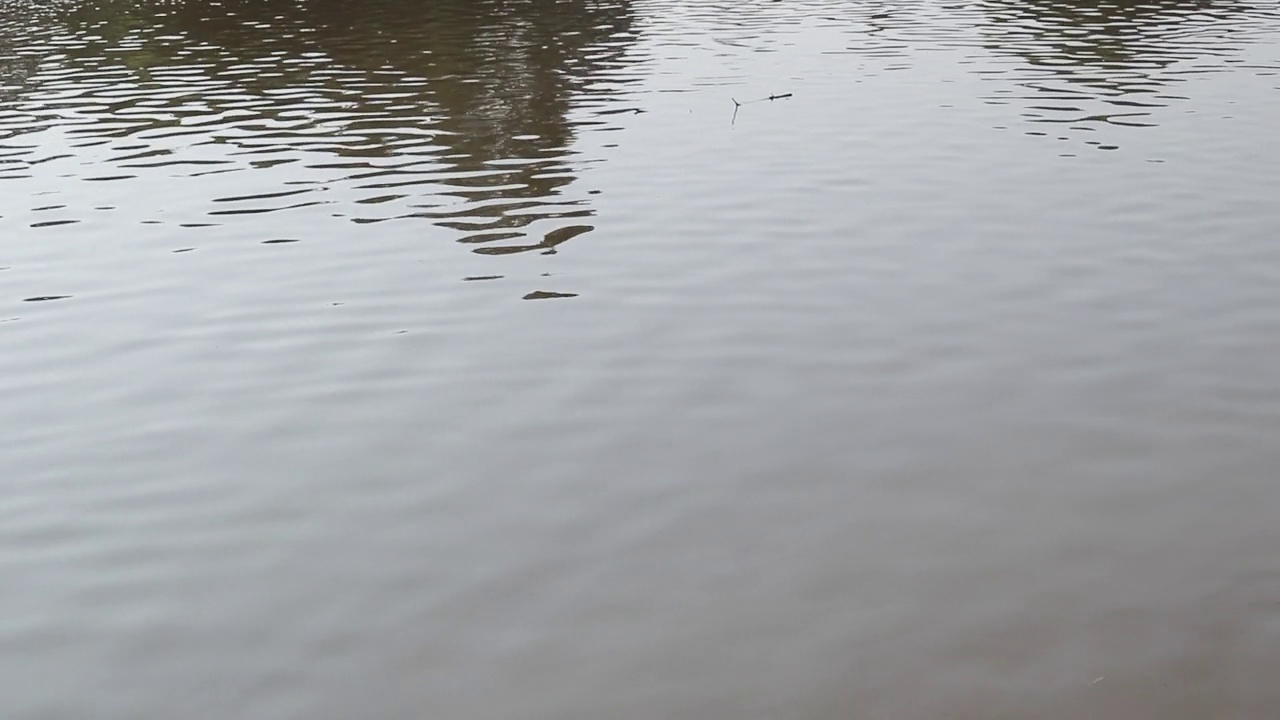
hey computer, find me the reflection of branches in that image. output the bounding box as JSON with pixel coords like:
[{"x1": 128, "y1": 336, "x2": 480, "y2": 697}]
[
  {"x1": 975, "y1": 0, "x2": 1257, "y2": 142},
  {"x1": 471, "y1": 224, "x2": 595, "y2": 256},
  {"x1": 979, "y1": 0, "x2": 1253, "y2": 83},
  {"x1": 279, "y1": 0, "x2": 638, "y2": 256},
  {"x1": 13, "y1": 0, "x2": 638, "y2": 254},
  {"x1": 0, "y1": 61, "x2": 32, "y2": 105}
]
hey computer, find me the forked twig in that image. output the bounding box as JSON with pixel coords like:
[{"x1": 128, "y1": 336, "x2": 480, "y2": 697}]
[{"x1": 731, "y1": 92, "x2": 793, "y2": 124}]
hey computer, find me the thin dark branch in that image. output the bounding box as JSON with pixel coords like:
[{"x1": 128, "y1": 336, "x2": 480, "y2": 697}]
[{"x1": 730, "y1": 92, "x2": 792, "y2": 124}]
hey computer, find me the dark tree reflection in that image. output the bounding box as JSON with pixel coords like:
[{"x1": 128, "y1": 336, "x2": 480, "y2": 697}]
[
  {"x1": 7, "y1": 0, "x2": 640, "y2": 255},
  {"x1": 186, "y1": 0, "x2": 637, "y2": 250}
]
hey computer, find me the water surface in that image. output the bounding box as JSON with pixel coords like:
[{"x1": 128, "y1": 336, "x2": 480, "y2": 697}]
[{"x1": 3, "y1": 0, "x2": 1280, "y2": 717}]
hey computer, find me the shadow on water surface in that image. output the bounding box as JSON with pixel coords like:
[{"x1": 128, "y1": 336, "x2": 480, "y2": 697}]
[{"x1": 0, "y1": 0, "x2": 640, "y2": 277}]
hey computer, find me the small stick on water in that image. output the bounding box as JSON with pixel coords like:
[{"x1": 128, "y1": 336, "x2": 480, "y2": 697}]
[
  {"x1": 731, "y1": 92, "x2": 792, "y2": 124},
  {"x1": 735, "y1": 92, "x2": 793, "y2": 106}
]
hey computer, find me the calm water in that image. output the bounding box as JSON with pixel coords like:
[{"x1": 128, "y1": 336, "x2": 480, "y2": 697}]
[{"x1": 3, "y1": 0, "x2": 1280, "y2": 717}]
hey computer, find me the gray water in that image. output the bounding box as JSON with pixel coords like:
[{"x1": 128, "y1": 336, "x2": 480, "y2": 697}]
[{"x1": 3, "y1": 0, "x2": 1280, "y2": 717}]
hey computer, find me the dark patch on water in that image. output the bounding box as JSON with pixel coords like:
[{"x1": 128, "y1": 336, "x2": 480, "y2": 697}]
[{"x1": 522, "y1": 290, "x2": 578, "y2": 300}]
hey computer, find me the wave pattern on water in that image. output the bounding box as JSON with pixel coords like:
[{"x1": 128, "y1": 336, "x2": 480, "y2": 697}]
[
  {"x1": 0, "y1": 0, "x2": 644, "y2": 267},
  {"x1": 3, "y1": 2, "x2": 1280, "y2": 719},
  {"x1": 636, "y1": 0, "x2": 1280, "y2": 149},
  {"x1": 974, "y1": 0, "x2": 1280, "y2": 142}
]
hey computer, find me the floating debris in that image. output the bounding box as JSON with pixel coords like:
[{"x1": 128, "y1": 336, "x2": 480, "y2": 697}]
[
  {"x1": 522, "y1": 290, "x2": 579, "y2": 300},
  {"x1": 731, "y1": 92, "x2": 793, "y2": 123}
]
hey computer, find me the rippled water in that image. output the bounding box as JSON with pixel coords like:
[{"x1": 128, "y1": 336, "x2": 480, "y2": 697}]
[{"x1": 4, "y1": 0, "x2": 1280, "y2": 717}]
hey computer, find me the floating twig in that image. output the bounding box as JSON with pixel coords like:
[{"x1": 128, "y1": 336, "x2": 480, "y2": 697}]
[
  {"x1": 733, "y1": 92, "x2": 794, "y2": 106},
  {"x1": 731, "y1": 92, "x2": 793, "y2": 124}
]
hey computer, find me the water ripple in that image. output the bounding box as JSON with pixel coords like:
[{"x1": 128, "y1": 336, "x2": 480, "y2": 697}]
[
  {"x1": 0, "y1": 0, "x2": 646, "y2": 290},
  {"x1": 2, "y1": 3, "x2": 1280, "y2": 716}
]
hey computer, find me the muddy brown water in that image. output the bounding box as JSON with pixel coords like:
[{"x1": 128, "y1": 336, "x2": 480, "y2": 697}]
[{"x1": 3, "y1": 0, "x2": 1280, "y2": 717}]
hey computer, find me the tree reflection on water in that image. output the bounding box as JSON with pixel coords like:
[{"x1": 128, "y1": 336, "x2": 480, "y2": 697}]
[
  {"x1": 2, "y1": 0, "x2": 641, "y2": 257},
  {"x1": 189, "y1": 0, "x2": 641, "y2": 252}
]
